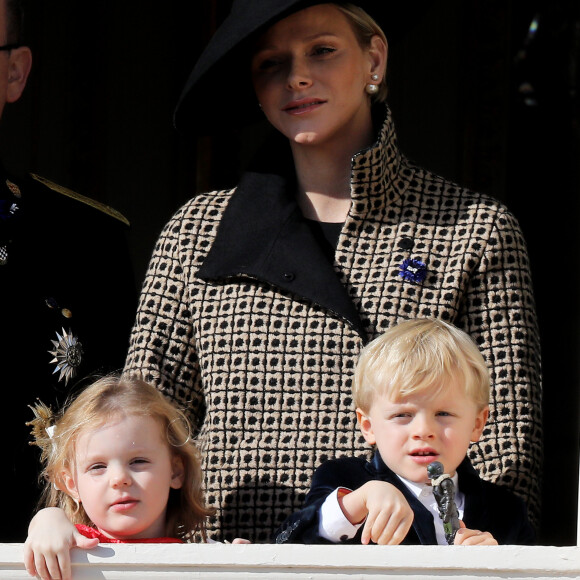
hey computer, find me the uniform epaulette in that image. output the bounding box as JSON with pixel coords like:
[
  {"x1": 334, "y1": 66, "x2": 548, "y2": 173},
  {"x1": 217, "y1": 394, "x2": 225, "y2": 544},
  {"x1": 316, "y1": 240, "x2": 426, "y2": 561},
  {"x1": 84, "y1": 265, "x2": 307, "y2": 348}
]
[{"x1": 30, "y1": 173, "x2": 130, "y2": 226}]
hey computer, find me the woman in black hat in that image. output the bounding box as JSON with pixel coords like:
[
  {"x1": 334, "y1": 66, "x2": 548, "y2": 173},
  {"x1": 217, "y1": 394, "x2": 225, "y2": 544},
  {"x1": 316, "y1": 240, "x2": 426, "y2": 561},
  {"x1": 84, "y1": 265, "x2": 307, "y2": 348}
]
[
  {"x1": 126, "y1": 0, "x2": 540, "y2": 542},
  {"x1": 27, "y1": 0, "x2": 541, "y2": 550}
]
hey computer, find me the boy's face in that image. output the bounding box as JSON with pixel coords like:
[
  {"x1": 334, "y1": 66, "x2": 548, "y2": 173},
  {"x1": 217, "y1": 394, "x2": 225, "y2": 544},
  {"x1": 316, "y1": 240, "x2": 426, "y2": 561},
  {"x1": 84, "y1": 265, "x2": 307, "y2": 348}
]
[{"x1": 357, "y1": 379, "x2": 488, "y2": 484}]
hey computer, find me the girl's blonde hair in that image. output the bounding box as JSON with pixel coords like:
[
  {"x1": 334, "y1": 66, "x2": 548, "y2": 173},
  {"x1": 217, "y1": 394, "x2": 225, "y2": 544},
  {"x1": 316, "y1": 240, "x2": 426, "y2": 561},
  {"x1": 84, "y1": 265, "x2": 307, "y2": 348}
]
[
  {"x1": 353, "y1": 319, "x2": 490, "y2": 412},
  {"x1": 335, "y1": 3, "x2": 389, "y2": 103},
  {"x1": 28, "y1": 374, "x2": 214, "y2": 540}
]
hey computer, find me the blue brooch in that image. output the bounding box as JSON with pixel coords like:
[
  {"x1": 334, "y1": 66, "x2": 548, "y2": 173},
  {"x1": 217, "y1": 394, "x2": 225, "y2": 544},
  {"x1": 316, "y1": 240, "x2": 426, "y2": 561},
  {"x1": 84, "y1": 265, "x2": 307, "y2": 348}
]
[{"x1": 399, "y1": 258, "x2": 427, "y2": 283}]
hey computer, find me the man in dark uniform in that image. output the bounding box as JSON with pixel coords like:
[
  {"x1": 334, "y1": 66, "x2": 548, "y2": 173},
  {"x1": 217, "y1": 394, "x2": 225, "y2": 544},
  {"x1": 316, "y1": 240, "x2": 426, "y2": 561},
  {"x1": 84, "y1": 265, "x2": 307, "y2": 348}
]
[{"x1": 0, "y1": 0, "x2": 136, "y2": 541}]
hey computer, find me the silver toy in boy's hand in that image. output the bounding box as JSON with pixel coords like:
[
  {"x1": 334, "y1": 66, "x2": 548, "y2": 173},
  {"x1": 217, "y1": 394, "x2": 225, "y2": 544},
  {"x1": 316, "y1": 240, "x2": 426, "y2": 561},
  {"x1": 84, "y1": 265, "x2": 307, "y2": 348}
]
[{"x1": 427, "y1": 461, "x2": 460, "y2": 544}]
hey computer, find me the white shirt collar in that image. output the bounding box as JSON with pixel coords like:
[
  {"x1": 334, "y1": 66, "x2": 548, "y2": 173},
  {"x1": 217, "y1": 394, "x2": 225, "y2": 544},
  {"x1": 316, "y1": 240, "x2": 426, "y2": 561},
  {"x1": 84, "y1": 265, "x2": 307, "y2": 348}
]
[{"x1": 397, "y1": 472, "x2": 460, "y2": 499}]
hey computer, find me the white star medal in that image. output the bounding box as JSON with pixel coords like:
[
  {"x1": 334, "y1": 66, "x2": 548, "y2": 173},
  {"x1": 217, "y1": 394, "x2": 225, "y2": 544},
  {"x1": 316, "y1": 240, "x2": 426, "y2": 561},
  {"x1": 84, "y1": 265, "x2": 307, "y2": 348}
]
[{"x1": 49, "y1": 328, "x2": 83, "y2": 385}]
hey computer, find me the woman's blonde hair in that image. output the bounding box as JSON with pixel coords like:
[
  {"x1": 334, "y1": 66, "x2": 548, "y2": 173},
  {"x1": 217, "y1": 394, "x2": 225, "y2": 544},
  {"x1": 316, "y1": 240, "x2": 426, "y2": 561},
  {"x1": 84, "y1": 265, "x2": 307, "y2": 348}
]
[
  {"x1": 29, "y1": 374, "x2": 214, "y2": 540},
  {"x1": 335, "y1": 3, "x2": 389, "y2": 103},
  {"x1": 353, "y1": 318, "x2": 490, "y2": 412}
]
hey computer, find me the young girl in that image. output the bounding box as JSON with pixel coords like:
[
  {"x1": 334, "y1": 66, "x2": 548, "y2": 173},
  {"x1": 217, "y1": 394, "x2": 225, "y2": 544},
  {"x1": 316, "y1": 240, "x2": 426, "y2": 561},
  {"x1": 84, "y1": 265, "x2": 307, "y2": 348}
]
[{"x1": 24, "y1": 375, "x2": 216, "y2": 579}]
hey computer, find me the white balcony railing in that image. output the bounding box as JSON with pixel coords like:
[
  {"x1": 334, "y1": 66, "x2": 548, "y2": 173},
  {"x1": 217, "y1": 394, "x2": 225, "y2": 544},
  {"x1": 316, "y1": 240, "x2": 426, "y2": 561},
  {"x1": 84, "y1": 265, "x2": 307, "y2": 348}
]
[
  {"x1": 1, "y1": 543, "x2": 580, "y2": 579},
  {"x1": 0, "y1": 482, "x2": 576, "y2": 578}
]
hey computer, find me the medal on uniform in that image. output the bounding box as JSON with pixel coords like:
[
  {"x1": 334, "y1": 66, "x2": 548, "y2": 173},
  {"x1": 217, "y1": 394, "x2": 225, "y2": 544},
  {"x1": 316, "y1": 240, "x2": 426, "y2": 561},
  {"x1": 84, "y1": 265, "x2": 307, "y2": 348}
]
[{"x1": 49, "y1": 328, "x2": 83, "y2": 385}]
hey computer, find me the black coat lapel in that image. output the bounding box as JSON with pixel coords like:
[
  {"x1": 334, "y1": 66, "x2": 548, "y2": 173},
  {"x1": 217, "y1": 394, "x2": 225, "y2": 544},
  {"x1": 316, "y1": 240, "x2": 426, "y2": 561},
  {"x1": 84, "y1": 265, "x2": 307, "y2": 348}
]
[
  {"x1": 198, "y1": 169, "x2": 366, "y2": 337},
  {"x1": 457, "y1": 458, "x2": 488, "y2": 530}
]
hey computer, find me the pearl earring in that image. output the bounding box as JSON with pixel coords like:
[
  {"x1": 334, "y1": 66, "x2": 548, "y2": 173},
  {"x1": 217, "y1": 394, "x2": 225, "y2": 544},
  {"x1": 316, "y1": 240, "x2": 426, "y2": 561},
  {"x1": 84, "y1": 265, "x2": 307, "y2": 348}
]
[
  {"x1": 371, "y1": 74, "x2": 379, "y2": 81},
  {"x1": 366, "y1": 83, "x2": 379, "y2": 95}
]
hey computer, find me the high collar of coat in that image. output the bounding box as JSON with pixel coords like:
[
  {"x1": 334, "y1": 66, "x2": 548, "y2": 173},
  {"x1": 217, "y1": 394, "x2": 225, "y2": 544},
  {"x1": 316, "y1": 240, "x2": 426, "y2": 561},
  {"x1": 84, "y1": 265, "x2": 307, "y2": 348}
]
[{"x1": 349, "y1": 104, "x2": 406, "y2": 212}]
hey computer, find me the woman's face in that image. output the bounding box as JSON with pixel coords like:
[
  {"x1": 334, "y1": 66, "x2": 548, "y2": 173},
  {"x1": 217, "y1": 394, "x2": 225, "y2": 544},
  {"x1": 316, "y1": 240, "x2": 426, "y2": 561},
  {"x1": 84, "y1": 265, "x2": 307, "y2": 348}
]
[{"x1": 251, "y1": 4, "x2": 385, "y2": 150}]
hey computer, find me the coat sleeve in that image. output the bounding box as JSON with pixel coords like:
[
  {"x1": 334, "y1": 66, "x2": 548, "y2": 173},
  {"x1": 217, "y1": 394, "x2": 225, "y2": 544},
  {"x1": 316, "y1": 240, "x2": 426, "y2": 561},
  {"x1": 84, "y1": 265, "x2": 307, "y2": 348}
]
[
  {"x1": 512, "y1": 503, "x2": 536, "y2": 546},
  {"x1": 458, "y1": 204, "x2": 542, "y2": 527},
  {"x1": 273, "y1": 458, "x2": 370, "y2": 544},
  {"x1": 124, "y1": 204, "x2": 205, "y2": 431}
]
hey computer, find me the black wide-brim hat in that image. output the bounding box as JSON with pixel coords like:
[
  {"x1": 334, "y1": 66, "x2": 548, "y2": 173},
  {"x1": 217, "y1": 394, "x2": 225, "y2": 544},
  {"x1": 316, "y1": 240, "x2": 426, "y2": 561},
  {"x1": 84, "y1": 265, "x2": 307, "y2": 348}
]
[{"x1": 175, "y1": 0, "x2": 431, "y2": 134}]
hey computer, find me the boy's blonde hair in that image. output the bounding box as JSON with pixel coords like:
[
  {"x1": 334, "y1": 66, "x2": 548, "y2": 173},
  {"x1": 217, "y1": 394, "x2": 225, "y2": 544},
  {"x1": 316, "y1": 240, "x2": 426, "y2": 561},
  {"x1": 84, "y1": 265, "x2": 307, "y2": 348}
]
[
  {"x1": 335, "y1": 3, "x2": 389, "y2": 103},
  {"x1": 353, "y1": 318, "x2": 490, "y2": 412},
  {"x1": 29, "y1": 374, "x2": 214, "y2": 540}
]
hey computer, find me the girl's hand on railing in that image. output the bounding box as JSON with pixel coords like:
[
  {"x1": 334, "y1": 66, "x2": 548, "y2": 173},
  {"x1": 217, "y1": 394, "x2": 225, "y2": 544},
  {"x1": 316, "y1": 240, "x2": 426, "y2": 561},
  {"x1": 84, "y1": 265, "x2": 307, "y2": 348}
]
[{"x1": 23, "y1": 507, "x2": 98, "y2": 580}]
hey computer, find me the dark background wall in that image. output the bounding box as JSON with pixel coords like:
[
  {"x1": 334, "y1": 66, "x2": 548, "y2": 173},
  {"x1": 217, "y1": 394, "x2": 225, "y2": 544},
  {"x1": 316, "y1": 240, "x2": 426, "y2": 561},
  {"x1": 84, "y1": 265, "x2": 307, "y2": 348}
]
[{"x1": 2, "y1": 0, "x2": 578, "y2": 545}]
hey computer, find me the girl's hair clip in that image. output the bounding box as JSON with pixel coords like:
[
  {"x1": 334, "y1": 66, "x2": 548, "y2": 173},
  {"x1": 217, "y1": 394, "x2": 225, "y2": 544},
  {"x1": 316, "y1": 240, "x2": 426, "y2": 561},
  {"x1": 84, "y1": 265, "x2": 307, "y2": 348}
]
[{"x1": 27, "y1": 401, "x2": 58, "y2": 461}]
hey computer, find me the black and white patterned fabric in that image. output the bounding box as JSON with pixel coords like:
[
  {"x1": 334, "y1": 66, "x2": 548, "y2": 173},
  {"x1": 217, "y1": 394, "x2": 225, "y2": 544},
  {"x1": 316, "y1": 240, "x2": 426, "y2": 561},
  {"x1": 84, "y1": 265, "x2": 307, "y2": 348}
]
[{"x1": 125, "y1": 107, "x2": 542, "y2": 542}]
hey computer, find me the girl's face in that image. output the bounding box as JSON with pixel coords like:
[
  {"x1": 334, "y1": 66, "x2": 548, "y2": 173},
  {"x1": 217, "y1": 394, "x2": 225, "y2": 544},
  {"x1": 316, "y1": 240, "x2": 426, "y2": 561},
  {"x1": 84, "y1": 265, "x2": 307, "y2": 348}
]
[
  {"x1": 63, "y1": 414, "x2": 184, "y2": 540},
  {"x1": 251, "y1": 4, "x2": 386, "y2": 151}
]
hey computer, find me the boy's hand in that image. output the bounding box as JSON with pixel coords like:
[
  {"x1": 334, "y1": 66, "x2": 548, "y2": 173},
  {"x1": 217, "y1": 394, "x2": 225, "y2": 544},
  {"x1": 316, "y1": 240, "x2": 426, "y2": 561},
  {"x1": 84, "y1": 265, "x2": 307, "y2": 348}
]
[
  {"x1": 23, "y1": 507, "x2": 99, "y2": 580},
  {"x1": 453, "y1": 520, "x2": 498, "y2": 546},
  {"x1": 340, "y1": 480, "x2": 414, "y2": 545}
]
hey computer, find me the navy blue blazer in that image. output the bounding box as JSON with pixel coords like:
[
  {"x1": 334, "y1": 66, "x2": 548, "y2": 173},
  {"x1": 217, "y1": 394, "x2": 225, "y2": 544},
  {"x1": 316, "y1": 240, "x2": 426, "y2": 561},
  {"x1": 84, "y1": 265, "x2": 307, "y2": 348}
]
[{"x1": 274, "y1": 453, "x2": 535, "y2": 545}]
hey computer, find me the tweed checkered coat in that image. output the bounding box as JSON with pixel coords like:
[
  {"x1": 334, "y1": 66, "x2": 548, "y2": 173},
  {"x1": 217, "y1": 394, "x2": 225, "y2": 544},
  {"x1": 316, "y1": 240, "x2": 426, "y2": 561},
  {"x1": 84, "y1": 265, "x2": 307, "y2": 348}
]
[{"x1": 125, "y1": 108, "x2": 541, "y2": 542}]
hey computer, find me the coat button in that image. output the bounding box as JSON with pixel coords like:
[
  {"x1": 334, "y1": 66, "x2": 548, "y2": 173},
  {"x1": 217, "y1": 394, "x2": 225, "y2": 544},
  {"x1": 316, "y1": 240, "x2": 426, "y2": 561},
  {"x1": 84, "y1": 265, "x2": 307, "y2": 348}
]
[
  {"x1": 45, "y1": 297, "x2": 59, "y2": 309},
  {"x1": 282, "y1": 272, "x2": 295, "y2": 281},
  {"x1": 398, "y1": 237, "x2": 414, "y2": 250}
]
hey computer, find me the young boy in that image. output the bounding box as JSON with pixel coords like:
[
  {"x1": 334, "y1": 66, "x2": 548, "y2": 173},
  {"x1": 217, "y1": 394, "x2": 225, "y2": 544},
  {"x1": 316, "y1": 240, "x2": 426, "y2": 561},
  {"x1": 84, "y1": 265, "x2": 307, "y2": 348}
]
[{"x1": 274, "y1": 318, "x2": 535, "y2": 546}]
